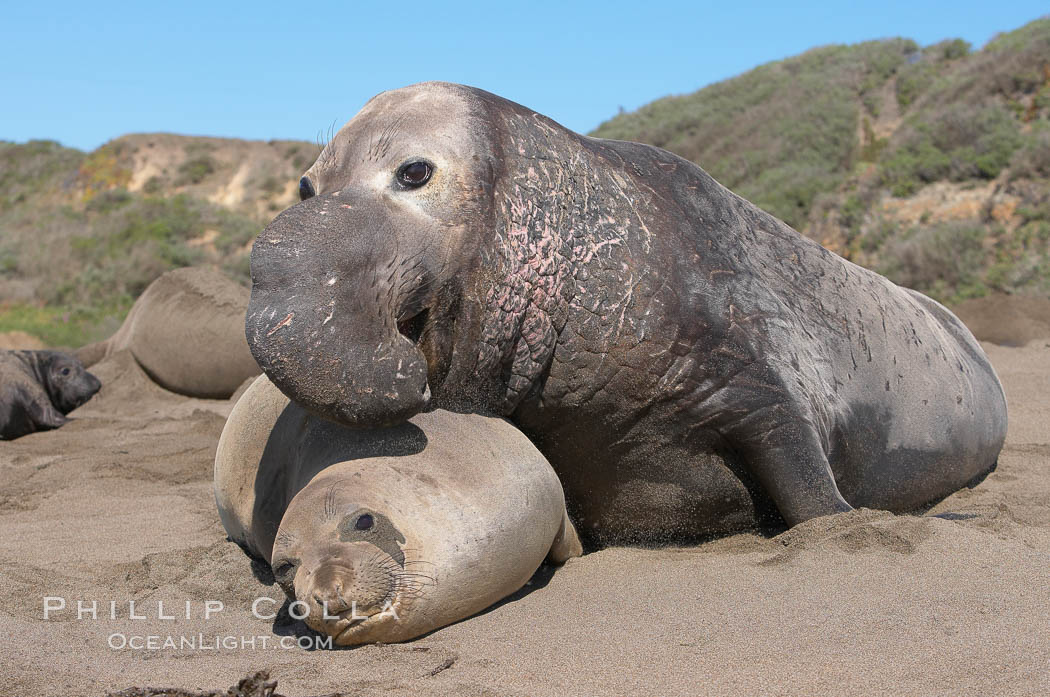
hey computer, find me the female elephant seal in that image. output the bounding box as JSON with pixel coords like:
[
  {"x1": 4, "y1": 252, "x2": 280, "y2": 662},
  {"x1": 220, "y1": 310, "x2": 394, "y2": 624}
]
[
  {"x1": 214, "y1": 375, "x2": 581, "y2": 645},
  {"x1": 77, "y1": 266, "x2": 260, "y2": 398},
  {"x1": 246, "y1": 82, "x2": 1008, "y2": 544}
]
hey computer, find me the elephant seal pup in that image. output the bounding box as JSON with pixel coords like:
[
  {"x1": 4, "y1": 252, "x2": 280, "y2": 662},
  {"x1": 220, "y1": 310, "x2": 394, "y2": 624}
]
[
  {"x1": 214, "y1": 375, "x2": 581, "y2": 645},
  {"x1": 77, "y1": 266, "x2": 260, "y2": 399},
  {"x1": 246, "y1": 82, "x2": 1008, "y2": 544},
  {"x1": 0, "y1": 350, "x2": 101, "y2": 439}
]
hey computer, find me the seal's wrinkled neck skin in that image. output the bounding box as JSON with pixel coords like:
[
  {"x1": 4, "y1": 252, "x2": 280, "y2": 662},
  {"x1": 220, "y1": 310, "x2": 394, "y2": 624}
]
[
  {"x1": 473, "y1": 104, "x2": 661, "y2": 416},
  {"x1": 18, "y1": 350, "x2": 102, "y2": 413}
]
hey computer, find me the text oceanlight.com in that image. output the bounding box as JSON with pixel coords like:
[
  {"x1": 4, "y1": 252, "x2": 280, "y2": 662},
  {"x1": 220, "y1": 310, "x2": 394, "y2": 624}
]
[{"x1": 108, "y1": 633, "x2": 332, "y2": 650}]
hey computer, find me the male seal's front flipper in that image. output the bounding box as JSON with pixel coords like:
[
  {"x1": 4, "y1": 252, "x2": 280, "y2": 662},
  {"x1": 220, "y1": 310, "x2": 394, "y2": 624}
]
[{"x1": 733, "y1": 414, "x2": 852, "y2": 526}]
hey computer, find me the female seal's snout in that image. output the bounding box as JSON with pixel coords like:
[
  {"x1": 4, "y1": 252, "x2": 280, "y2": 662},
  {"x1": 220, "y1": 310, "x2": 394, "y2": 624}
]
[{"x1": 293, "y1": 553, "x2": 399, "y2": 641}]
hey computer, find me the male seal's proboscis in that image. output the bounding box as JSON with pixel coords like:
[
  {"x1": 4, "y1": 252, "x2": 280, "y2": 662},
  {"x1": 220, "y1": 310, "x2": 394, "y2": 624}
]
[
  {"x1": 214, "y1": 375, "x2": 582, "y2": 646},
  {"x1": 246, "y1": 82, "x2": 1008, "y2": 544}
]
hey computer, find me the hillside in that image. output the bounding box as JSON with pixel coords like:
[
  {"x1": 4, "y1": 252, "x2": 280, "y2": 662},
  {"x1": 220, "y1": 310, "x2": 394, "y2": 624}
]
[
  {"x1": 0, "y1": 135, "x2": 315, "y2": 345},
  {"x1": 593, "y1": 18, "x2": 1050, "y2": 306},
  {"x1": 2, "y1": 18, "x2": 1049, "y2": 347},
  {"x1": 592, "y1": 16, "x2": 1050, "y2": 304}
]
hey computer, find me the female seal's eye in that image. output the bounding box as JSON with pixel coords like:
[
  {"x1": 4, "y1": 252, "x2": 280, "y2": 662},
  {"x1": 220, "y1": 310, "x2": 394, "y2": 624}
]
[
  {"x1": 355, "y1": 514, "x2": 374, "y2": 531},
  {"x1": 396, "y1": 161, "x2": 432, "y2": 188},
  {"x1": 61, "y1": 368, "x2": 71, "y2": 376}
]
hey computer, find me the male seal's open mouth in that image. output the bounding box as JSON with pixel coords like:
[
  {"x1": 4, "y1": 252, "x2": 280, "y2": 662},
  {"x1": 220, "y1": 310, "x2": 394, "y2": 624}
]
[
  {"x1": 396, "y1": 307, "x2": 429, "y2": 345},
  {"x1": 395, "y1": 302, "x2": 457, "y2": 403},
  {"x1": 397, "y1": 306, "x2": 437, "y2": 404}
]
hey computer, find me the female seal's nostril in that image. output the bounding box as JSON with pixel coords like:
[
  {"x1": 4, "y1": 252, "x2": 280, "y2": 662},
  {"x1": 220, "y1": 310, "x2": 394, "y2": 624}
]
[{"x1": 299, "y1": 176, "x2": 316, "y2": 201}]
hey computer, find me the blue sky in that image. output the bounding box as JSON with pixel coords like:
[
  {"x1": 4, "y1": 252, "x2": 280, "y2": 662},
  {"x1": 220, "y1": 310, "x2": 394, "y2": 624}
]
[{"x1": 3, "y1": 1, "x2": 1047, "y2": 151}]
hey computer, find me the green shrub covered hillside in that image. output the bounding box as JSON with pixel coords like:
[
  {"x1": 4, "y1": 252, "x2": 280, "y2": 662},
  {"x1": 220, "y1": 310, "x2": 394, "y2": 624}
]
[
  {"x1": 0, "y1": 135, "x2": 316, "y2": 346},
  {"x1": 593, "y1": 18, "x2": 1050, "y2": 306}
]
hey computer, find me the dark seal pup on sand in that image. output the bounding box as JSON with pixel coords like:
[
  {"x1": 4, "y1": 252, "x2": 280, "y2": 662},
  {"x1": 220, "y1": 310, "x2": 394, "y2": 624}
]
[
  {"x1": 246, "y1": 82, "x2": 1008, "y2": 544},
  {"x1": 0, "y1": 350, "x2": 101, "y2": 439}
]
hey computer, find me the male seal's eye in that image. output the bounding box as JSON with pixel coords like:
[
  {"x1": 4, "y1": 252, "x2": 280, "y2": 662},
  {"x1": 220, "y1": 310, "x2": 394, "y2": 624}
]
[
  {"x1": 299, "y1": 176, "x2": 316, "y2": 201},
  {"x1": 355, "y1": 514, "x2": 374, "y2": 531},
  {"x1": 61, "y1": 368, "x2": 71, "y2": 376},
  {"x1": 396, "y1": 161, "x2": 432, "y2": 188}
]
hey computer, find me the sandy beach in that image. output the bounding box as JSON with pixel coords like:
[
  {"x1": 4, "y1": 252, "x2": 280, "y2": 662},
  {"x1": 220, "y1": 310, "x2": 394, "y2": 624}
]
[{"x1": 0, "y1": 332, "x2": 1048, "y2": 696}]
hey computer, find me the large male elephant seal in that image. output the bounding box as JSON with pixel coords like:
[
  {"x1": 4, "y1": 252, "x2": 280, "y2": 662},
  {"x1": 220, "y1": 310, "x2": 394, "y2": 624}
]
[
  {"x1": 246, "y1": 82, "x2": 1008, "y2": 544},
  {"x1": 0, "y1": 350, "x2": 101, "y2": 439},
  {"x1": 78, "y1": 266, "x2": 260, "y2": 399},
  {"x1": 214, "y1": 375, "x2": 580, "y2": 645}
]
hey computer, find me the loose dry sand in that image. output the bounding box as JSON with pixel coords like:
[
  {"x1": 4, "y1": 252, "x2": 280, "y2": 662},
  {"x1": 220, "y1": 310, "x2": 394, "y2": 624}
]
[
  {"x1": 953, "y1": 293, "x2": 1050, "y2": 348},
  {"x1": 1, "y1": 336, "x2": 1048, "y2": 696},
  {"x1": 0, "y1": 331, "x2": 48, "y2": 351}
]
